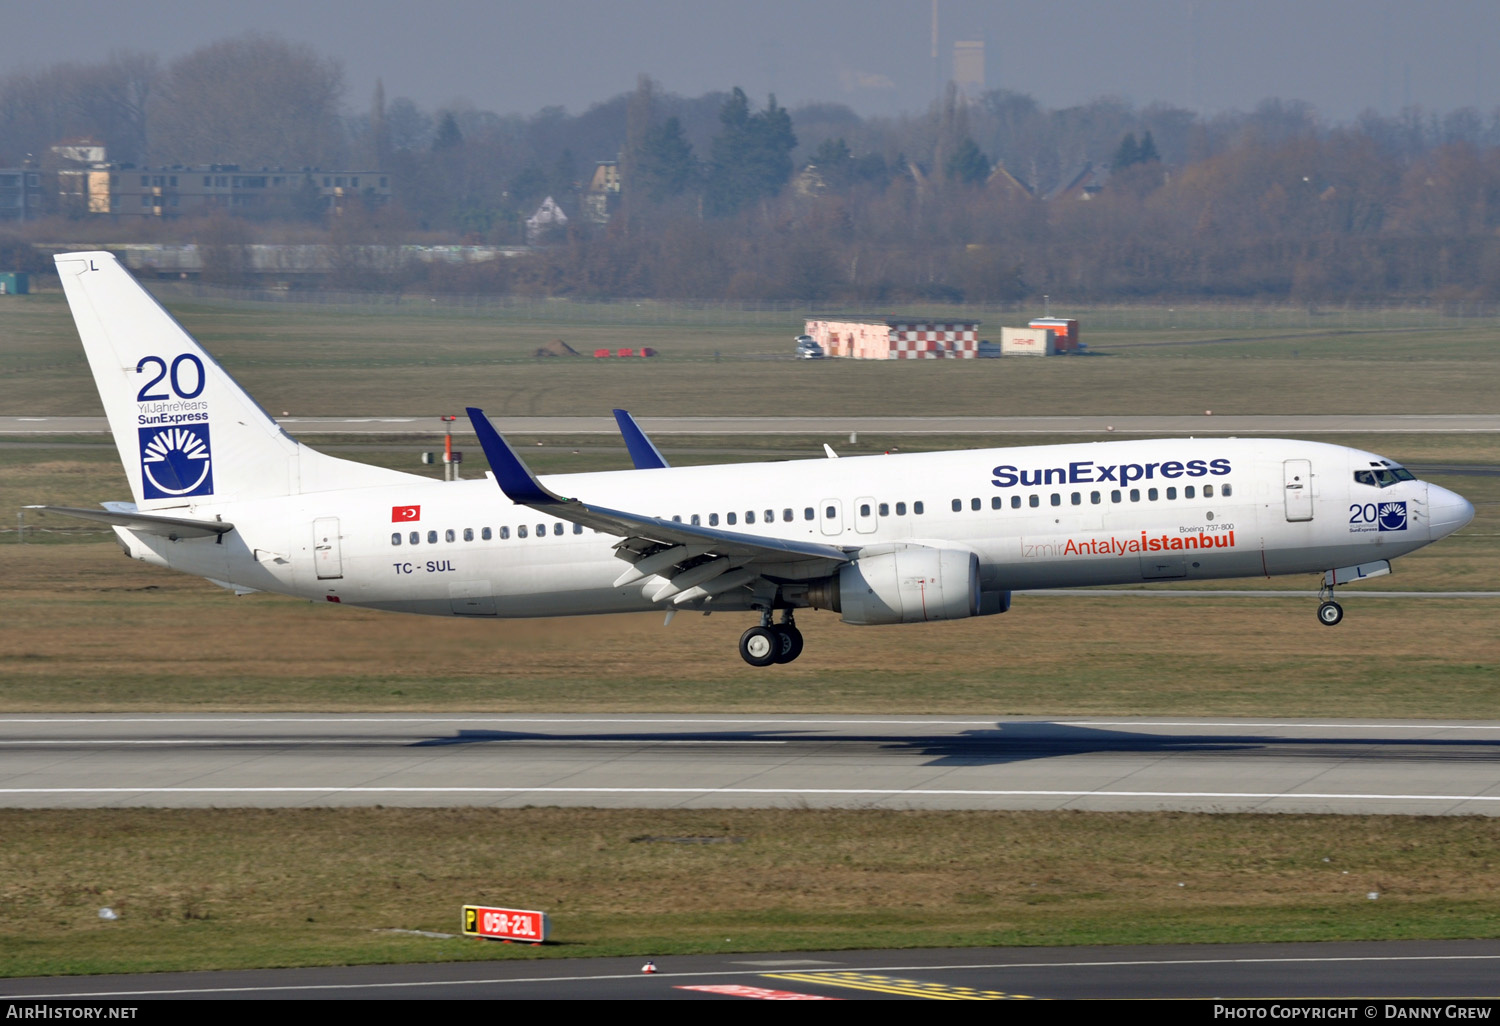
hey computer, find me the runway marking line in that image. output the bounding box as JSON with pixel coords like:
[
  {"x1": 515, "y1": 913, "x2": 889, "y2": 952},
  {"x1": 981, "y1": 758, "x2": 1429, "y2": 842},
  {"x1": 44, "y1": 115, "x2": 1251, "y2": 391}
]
[
  {"x1": 765, "y1": 972, "x2": 1030, "y2": 1000},
  {"x1": 1, "y1": 787, "x2": 1496, "y2": 804}
]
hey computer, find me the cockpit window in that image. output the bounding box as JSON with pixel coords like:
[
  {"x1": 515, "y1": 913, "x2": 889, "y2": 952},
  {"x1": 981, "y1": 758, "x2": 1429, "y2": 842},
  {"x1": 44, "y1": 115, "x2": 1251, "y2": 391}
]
[{"x1": 1355, "y1": 465, "x2": 1417, "y2": 488}]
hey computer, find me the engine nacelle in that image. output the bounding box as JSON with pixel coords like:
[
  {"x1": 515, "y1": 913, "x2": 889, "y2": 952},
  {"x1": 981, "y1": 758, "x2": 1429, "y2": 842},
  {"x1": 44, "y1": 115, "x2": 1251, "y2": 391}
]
[{"x1": 809, "y1": 547, "x2": 981, "y2": 625}]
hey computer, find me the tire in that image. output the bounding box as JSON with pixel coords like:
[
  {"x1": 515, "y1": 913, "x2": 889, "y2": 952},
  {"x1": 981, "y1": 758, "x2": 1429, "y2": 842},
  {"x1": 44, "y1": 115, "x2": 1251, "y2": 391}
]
[
  {"x1": 1317, "y1": 600, "x2": 1344, "y2": 626},
  {"x1": 771, "y1": 625, "x2": 805, "y2": 664},
  {"x1": 739, "y1": 626, "x2": 778, "y2": 667}
]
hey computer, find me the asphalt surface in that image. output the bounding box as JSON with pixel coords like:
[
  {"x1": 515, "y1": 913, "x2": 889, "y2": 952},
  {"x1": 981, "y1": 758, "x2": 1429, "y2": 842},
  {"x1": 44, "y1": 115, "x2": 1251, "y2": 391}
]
[
  {"x1": 5, "y1": 940, "x2": 1500, "y2": 1000},
  {"x1": 4, "y1": 715, "x2": 1498, "y2": 815},
  {"x1": 5, "y1": 414, "x2": 1500, "y2": 435}
]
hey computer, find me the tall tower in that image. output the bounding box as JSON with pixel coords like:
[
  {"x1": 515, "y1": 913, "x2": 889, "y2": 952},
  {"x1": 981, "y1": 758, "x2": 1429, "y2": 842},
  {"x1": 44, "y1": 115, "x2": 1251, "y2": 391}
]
[{"x1": 954, "y1": 40, "x2": 985, "y2": 101}]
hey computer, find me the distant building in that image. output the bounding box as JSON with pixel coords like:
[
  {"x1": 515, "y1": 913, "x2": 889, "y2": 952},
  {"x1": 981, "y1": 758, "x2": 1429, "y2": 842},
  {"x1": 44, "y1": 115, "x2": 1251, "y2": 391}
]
[
  {"x1": 526, "y1": 195, "x2": 569, "y2": 243},
  {"x1": 584, "y1": 161, "x2": 620, "y2": 224},
  {"x1": 0, "y1": 167, "x2": 43, "y2": 222},
  {"x1": 954, "y1": 41, "x2": 985, "y2": 101},
  {"x1": 50, "y1": 143, "x2": 391, "y2": 220},
  {"x1": 804, "y1": 317, "x2": 983, "y2": 360}
]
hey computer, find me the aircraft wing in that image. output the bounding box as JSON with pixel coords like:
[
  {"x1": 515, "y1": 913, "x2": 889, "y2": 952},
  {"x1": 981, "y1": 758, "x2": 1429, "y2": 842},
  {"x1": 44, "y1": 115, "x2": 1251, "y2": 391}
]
[
  {"x1": 467, "y1": 408, "x2": 851, "y2": 603},
  {"x1": 25, "y1": 504, "x2": 234, "y2": 539}
]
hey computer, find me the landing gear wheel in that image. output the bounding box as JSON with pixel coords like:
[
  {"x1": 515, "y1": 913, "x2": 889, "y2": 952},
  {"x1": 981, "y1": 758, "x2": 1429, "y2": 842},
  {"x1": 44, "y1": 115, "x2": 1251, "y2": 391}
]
[
  {"x1": 1317, "y1": 600, "x2": 1344, "y2": 626},
  {"x1": 771, "y1": 624, "x2": 804, "y2": 664},
  {"x1": 739, "y1": 626, "x2": 779, "y2": 667}
]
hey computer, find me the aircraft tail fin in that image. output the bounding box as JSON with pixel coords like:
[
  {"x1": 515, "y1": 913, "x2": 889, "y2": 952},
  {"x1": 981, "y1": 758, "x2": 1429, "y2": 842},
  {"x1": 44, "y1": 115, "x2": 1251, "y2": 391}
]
[{"x1": 54, "y1": 252, "x2": 412, "y2": 509}]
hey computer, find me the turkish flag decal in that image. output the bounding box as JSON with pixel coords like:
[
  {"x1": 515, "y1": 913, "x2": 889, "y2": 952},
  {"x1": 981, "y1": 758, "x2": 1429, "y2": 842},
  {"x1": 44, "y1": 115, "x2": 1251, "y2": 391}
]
[{"x1": 391, "y1": 505, "x2": 421, "y2": 522}]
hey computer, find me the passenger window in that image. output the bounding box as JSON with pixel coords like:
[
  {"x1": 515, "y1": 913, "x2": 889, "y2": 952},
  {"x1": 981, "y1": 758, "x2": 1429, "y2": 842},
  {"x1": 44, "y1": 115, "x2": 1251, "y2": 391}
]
[
  {"x1": 1050, "y1": 493, "x2": 1061, "y2": 507},
  {"x1": 690, "y1": 514, "x2": 700, "y2": 526},
  {"x1": 518, "y1": 525, "x2": 528, "y2": 539},
  {"x1": 482, "y1": 527, "x2": 493, "y2": 540},
  {"x1": 860, "y1": 504, "x2": 871, "y2": 517},
  {"x1": 896, "y1": 502, "x2": 907, "y2": 516},
  {"x1": 573, "y1": 523, "x2": 583, "y2": 534},
  {"x1": 1111, "y1": 490, "x2": 1121, "y2": 503},
  {"x1": 746, "y1": 511, "x2": 756, "y2": 524},
  {"x1": 1130, "y1": 489, "x2": 1140, "y2": 502},
  {"x1": 463, "y1": 528, "x2": 474, "y2": 541},
  {"x1": 1091, "y1": 491, "x2": 1101, "y2": 504},
  {"x1": 803, "y1": 507, "x2": 814, "y2": 521},
  {"x1": 764, "y1": 510, "x2": 774, "y2": 523},
  {"x1": 409, "y1": 531, "x2": 419, "y2": 545},
  {"x1": 427, "y1": 530, "x2": 438, "y2": 544},
  {"x1": 445, "y1": 529, "x2": 455, "y2": 543},
  {"x1": 1071, "y1": 492, "x2": 1081, "y2": 505},
  {"x1": 1147, "y1": 488, "x2": 1158, "y2": 501},
  {"x1": 824, "y1": 506, "x2": 836, "y2": 519},
  {"x1": 500, "y1": 526, "x2": 510, "y2": 539},
  {"x1": 1029, "y1": 495, "x2": 1039, "y2": 508},
  {"x1": 952, "y1": 498, "x2": 962, "y2": 512},
  {"x1": 879, "y1": 503, "x2": 889, "y2": 516},
  {"x1": 1011, "y1": 495, "x2": 1021, "y2": 509},
  {"x1": 709, "y1": 513, "x2": 719, "y2": 526},
  {"x1": 553, "y1": 523, "x2": 564, "y2": 536},
  {"x1": 1185, "y1": 486, "x2": 1196, "y2": 499},
  {"x1": 672, "y1": 515, "x2": 682, "y2": 523},
  {"x1": 992, "y1": 497, "x2": 1002, "y2": 510},
  {"x1": 391, "y1": 533, "x2": 401, "y2": 546},
  {"x1": 1203, "y1": 485, "x2": 1214, "y2": 498},
  {"x1": 1223, "y1": 484, "x2": 1232, "y2": 497},
  {"x1": 971, "y1": 498, "x2": 981, "y2": 511},
  {"x1": 536, "y1": 523, "x2": 546, "y2": 536},
  {"x1": 1166, "y1": 487, "x2": 1177, "y2": 500},
  {"x1": 914, "y1": 501, "x2": 924, "y2": 514},
  {"x1": 783, "y1": 509, "x2": 793, "y2": 522},
  {"x1": 727, "y1": 512, "x2": 737, "y2": 525}
]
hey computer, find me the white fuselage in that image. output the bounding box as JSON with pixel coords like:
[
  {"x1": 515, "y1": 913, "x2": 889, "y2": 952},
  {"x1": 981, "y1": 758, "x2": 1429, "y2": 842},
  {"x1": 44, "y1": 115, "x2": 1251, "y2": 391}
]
[{"x1": 113, "y1": 436, "x2": 1465, "y2": 621}]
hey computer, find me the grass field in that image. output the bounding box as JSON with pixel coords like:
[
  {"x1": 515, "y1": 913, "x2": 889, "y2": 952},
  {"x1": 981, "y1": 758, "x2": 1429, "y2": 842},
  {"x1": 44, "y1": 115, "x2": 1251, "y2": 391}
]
[
  {"x1": 2, "y1": 289, "x2": 1498, "y2": 977},
  {"x1": 3, "y1": 808, "x2": 1499, "y2": 977},
  {"x1": 3, "y1": 291, "x2": 1499, "y2": 418}
]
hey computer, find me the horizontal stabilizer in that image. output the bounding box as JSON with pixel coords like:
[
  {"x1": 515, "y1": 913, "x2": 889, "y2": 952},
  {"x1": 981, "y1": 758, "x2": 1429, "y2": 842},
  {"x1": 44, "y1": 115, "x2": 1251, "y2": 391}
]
[{"x1": 25, "y1": 504, "x2": 233, "y2": 539}]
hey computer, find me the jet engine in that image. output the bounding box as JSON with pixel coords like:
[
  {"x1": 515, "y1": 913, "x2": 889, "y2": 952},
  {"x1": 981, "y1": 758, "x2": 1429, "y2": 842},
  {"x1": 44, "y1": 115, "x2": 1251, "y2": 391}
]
[{"x1": 807, "y1": 547, "x2": 981, "y2": 625}]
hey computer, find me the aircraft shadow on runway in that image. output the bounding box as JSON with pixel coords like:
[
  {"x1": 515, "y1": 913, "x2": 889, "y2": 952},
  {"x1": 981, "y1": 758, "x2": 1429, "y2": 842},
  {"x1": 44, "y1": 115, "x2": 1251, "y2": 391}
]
[{"x1": 407, "y1": 725, "x2": 1500, "y2": 767}]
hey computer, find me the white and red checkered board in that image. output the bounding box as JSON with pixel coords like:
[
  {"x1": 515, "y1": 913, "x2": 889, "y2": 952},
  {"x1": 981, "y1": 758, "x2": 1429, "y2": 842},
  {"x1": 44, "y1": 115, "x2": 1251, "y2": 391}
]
[{"x1": 886, "y1": 323, "x2": 979, "y2": 359}]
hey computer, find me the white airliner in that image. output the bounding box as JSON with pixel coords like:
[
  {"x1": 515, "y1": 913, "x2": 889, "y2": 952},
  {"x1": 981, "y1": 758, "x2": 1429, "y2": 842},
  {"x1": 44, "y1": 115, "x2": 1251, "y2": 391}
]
[{"x1": 35, "y1": 251, "x2": 1475, "y2": 666}]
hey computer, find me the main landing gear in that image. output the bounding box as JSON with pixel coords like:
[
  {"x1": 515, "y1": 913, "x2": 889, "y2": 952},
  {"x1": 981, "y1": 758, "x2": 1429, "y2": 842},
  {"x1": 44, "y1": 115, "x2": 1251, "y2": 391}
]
[
  {"x1": 738, "y1": 610, "x2": 804, "y2": 667},
  {"x1": 1317, "y1": 580, "x2": 1344, "y2": 626}
]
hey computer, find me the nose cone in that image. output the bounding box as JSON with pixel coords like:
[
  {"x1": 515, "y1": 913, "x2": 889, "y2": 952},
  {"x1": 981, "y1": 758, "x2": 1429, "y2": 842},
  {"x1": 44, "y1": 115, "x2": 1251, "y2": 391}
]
[{"x1": 1429, "y1": 484, "x2": 1475, "y2": 539}]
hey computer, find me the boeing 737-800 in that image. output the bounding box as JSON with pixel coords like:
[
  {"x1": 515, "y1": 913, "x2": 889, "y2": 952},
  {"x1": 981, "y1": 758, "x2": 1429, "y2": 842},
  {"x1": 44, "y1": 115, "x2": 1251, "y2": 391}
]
[{"x1": 34, "y1": 252, "x2": 1475, "y2": 666}]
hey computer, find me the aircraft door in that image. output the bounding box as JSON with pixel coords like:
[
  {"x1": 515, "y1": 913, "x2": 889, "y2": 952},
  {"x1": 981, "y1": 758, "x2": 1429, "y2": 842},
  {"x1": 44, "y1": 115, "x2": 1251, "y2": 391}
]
[
  {"x1": 853, "y1": 496, "x2": 879, "y2": 535},
  {"x1": 819, "y1": 498, "x2": 844, "y2": 536},
  {"x1": 313, "y1": 517, "x2": 343, "y2": 579},
  {"x1": 1283, "y1": 460, "x2": 1313, "y2": 522}
]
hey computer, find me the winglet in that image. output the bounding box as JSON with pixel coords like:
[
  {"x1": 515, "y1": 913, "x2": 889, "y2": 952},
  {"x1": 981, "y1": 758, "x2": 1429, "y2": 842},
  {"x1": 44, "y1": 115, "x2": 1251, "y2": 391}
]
[
  {"x1": 612, "y1": 409, "x2": 670, "y2": 469},
  {"x1": 466, "y1": 407, "x2": 564, "y2": 505}
]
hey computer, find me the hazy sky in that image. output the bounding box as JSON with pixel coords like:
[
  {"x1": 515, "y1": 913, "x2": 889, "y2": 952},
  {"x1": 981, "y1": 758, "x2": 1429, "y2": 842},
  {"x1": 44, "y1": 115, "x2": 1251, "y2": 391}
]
[{"x1": 3, "y1": 0, "x2": 1497, "y2": 121}]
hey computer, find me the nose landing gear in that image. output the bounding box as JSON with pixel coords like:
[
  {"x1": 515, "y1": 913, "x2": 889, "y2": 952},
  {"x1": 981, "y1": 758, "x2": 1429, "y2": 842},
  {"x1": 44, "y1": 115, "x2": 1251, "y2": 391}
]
[{"x1": 738, "y1": 610, "x2": 805, "y2": 666}]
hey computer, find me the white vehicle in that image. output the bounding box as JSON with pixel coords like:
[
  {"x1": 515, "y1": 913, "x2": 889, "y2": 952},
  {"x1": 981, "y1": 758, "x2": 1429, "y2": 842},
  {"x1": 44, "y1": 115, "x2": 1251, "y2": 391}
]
[
  {"x1": 36, "y1": 252, "x2": 1475, "y2": 666},
  {"x1": 794, "y1": 334, "x2": 824, "y2": 359}
]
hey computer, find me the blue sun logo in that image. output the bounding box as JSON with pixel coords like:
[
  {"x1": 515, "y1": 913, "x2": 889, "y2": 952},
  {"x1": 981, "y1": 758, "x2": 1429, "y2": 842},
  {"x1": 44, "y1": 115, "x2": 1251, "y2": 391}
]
[
  {"x1": 1377, "y1": 501, "x2": 1407, "y2": 532},
  {"x1": 138, "y1": 425, "x2": 214, "y2": 499}
]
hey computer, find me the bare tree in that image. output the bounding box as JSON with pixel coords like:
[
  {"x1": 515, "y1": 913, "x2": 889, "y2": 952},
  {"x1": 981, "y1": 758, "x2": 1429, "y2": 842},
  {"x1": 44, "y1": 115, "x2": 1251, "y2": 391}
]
[{"x1": 148, "y1": 34, "x2": 344, "y2": 167}]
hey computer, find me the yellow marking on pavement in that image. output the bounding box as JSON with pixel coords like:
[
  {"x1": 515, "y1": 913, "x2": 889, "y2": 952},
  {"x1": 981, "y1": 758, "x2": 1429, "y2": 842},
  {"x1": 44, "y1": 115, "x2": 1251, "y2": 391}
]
[{"x1": 764, "y1": 971, "x2": 1032, "y2": 1000}]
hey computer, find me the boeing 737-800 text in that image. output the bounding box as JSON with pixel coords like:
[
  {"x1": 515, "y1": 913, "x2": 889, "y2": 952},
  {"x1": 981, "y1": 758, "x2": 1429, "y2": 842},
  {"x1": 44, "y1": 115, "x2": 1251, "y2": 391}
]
[{"x1": 33, "y1": 252, "x2": 1475, "y2": 666}]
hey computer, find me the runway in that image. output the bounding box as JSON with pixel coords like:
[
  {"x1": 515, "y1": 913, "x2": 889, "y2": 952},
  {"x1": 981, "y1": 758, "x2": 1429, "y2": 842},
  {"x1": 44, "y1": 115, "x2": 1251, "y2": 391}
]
[
  {"x1": 4, "y1": 940, "x2": 1500, "y2": 999},
  {"x1": 3, "y1": 715, "x2": 1498, "y2": 814},
  {"x1": 5, "y1": 414, "x2": 1500, "y2": 435}
]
